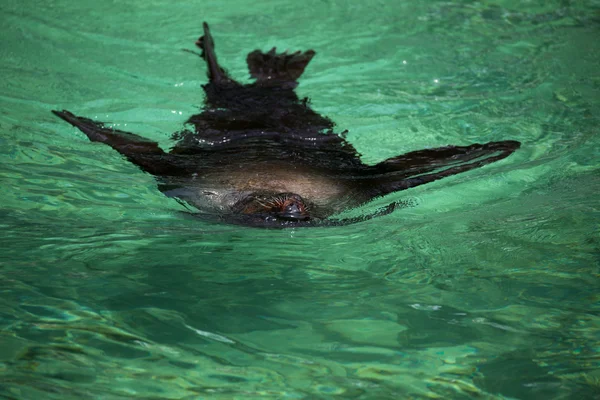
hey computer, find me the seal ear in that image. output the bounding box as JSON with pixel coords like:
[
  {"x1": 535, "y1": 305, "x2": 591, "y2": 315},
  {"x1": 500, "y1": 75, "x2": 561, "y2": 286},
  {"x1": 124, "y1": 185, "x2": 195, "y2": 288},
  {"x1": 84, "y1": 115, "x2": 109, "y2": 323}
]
[
  {"x1": 52, "y1": 110, "x2": 186, "y2": 176},
  {"x1": 365, "y1": 140, "x2": 521, "y2": 197},
  {"x1": 246, "y1": 47, "x2": 315, "y2": 89}
]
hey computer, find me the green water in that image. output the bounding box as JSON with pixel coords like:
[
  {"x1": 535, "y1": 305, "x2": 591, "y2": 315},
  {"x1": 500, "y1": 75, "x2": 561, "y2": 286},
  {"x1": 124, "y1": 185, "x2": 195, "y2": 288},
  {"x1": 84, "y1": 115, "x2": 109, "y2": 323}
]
[{"x1": 1, "y1": 0, "x2": 599, "y2": 398}]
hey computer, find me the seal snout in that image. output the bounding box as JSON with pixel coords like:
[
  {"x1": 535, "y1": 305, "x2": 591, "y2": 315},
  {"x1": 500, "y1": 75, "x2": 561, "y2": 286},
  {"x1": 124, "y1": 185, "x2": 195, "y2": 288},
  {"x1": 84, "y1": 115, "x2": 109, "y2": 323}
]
[
  {"x1": 234, "y1": 192, "x2": 311, "y2": 222},
  {"x1": 277, "y1": 194, "x2": 310, "y2": 221}
]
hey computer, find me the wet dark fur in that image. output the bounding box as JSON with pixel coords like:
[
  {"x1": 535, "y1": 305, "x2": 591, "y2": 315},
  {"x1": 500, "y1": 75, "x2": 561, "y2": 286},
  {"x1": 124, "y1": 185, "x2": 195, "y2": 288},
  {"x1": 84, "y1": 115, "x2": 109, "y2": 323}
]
[{"x1": 52, "y1": 22, "x2": 520, "y2": 228}]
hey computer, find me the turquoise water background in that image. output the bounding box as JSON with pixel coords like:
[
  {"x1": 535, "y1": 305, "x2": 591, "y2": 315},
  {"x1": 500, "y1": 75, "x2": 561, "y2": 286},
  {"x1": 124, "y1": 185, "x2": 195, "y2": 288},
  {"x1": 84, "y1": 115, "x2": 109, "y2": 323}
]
[{"x1": 1, "y1": 0, "x2": 599, "y2": 398}]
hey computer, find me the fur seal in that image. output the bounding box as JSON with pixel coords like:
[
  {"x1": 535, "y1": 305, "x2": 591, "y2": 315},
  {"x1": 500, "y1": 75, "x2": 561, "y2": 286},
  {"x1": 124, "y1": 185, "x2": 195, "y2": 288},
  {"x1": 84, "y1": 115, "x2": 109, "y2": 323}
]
[{"x1": 52, "y1": 22, "x2": 520, "y2": 227}]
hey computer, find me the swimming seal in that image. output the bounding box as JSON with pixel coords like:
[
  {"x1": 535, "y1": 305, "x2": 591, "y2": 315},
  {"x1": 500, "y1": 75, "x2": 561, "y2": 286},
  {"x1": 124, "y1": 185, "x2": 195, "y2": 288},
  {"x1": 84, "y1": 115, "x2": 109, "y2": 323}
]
[{"x1": 52, "y1": 22, "x2": 520, "y2": 228}]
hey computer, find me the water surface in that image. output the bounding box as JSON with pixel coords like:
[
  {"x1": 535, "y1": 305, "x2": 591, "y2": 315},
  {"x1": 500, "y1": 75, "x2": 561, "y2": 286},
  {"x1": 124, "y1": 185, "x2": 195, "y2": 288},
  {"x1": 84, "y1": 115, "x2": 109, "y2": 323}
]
[{"x1": 1, "y1": 0, "x2": 599, "y2": 399}]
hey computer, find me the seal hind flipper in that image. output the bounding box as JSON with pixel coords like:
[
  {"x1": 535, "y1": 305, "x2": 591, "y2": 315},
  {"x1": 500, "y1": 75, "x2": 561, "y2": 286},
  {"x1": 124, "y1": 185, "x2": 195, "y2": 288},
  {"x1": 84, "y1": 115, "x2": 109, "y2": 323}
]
[
  {"x1": 176, "y1": 22, "x2": 335, "y2": 152},
  {"x1": 195, "y1": 22, "x2": 232, "y2": 84},
  {"x1": 52, "y1": 110, "x2": 186, "y2": 176},
  {"x1": 366, "y1": 140, "x2": 521, "y2": 197},
  {"x1": 195, "y1": 22, "x2": 316, "y2": 88},
  {"x1": 247, "y1": 47, "x2": 316, "y2": 89}
]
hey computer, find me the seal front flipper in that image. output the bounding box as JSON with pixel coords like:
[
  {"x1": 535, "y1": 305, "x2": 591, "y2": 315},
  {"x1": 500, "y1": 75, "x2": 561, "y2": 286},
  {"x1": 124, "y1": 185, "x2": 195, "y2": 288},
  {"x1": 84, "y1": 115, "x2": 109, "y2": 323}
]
[
  {"x1": 366, "y1": 140, "x2": 521, "y2": 197},
  {"x1": 52, "y1": 110, "x2": 185, "y2": 176}
]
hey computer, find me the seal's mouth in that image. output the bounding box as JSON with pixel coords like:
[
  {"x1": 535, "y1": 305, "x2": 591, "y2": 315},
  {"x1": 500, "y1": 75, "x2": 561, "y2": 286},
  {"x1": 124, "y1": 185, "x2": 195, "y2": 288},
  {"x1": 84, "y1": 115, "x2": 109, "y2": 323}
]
[{"x1": 233, "y1": 192, "x2": 311, "y2": 222}]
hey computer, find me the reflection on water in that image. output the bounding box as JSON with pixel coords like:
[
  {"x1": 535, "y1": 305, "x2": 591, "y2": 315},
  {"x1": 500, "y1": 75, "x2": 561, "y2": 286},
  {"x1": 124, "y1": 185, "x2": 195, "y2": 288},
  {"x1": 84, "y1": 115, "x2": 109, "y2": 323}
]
[{"x1": 1, "y1": 0, "x2": 599, "y2": 398}]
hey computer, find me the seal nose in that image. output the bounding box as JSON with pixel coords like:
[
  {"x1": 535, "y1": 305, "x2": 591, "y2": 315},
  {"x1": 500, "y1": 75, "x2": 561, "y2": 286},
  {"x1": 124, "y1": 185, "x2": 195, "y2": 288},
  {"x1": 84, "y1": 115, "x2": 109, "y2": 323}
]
[
  {"x1": 278, "y1": 195, "x2": 310, "y2": 221},
  {"x1": 284, "y1": 202, "x2": 302, "y2": 215}
]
